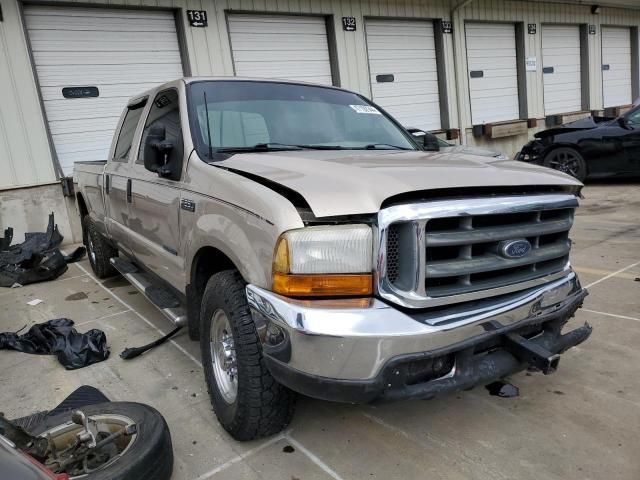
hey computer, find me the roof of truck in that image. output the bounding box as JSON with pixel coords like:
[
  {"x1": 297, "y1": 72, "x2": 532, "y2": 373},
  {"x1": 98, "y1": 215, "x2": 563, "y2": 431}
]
[{"x1": 128, "y1": 77, "x2": 355, "y2": 106}]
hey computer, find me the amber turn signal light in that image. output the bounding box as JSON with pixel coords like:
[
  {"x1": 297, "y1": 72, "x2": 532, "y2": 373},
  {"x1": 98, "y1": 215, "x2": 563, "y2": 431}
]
[{"x1": 272, "y1": 273, "x2": 373, "y2": 297}]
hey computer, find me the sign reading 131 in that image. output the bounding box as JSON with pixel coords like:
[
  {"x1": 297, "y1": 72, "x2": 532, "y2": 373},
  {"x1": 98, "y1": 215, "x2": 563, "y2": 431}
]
[{"x1": 187, "y1": 10, "x2": 208, "y2": 27}]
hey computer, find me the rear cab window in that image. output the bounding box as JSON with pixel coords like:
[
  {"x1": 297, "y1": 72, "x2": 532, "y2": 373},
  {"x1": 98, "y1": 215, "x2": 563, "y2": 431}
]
[{"x1": 112, "y1": 99, "x2": 147, "y2": 162}]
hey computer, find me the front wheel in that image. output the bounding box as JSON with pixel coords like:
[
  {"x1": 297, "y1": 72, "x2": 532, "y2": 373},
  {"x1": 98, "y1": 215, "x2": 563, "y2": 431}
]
[
  {"x1": 543, "y1": 147, "x2": 587, "y2": 181},
  {"x1": 200, "y1": 270, "x2": 295, "y2": 441}
]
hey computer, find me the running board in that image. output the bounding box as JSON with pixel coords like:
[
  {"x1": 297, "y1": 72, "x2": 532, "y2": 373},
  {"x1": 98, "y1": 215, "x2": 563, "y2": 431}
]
[{"x1": 109, "y1": 257, "x2": 187, "y2": 327}]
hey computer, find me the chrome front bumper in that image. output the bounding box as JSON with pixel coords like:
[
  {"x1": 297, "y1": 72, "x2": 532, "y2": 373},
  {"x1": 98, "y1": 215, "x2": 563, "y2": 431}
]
[{"x1": 247, "y1": 272, "x2": 586, "y2": 386}]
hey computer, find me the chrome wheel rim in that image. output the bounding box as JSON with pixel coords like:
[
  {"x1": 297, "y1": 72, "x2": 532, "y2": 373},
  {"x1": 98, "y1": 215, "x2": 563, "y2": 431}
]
[
  {"x1": 88, "y1": 235, "x2": 96, "y2": 263},
  {"x1": 548, "y1": 151, "x2": 581, "y2": 178},
  {"x1": 210, "y1": 309, "x2": 238, "y2": 404},
  {"x1": 38, "y1": 414, "x2": 138, "y2": 478}
]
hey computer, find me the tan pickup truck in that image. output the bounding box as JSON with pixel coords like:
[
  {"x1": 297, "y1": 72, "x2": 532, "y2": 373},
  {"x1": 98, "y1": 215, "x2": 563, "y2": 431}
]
[{"x1": 75, "y1": 78, "x2": 592, "y2": 441}]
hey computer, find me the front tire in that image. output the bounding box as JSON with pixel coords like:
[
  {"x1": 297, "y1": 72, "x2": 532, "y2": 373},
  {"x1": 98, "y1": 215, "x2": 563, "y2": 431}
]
[
  {"x1": 543, "y1": 147, "x2": 587, "y2": 181},
  {"x1": 200, "y1": 270, "x2": 295, "y2": 441},
  {"x1": 83, "y1": 216, "x2": 118, "y2": 279}
]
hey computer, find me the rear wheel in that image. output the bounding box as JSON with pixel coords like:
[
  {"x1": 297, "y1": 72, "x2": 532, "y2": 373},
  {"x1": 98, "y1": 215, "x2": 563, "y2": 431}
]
[
  {"x1": 83, "y1": 216, "x2": 118, "y2": 279},
  {"x1": 199, "y1": 270, "x2": 295, "y2": 441},
  {"x1": 543, "y1": 147, "x2": 587, "y2": 181}
]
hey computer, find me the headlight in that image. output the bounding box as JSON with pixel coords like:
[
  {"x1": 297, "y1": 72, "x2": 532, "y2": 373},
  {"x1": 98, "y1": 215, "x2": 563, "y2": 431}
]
[{"x1": 272, "y1": 225, "x2": 373, "y2": 297}]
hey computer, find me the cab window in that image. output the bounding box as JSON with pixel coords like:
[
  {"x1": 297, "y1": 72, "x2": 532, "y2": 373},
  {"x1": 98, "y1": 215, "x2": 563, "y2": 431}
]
[{"x1": 113, "y1": 100, "x2": 146, "y2": 162}]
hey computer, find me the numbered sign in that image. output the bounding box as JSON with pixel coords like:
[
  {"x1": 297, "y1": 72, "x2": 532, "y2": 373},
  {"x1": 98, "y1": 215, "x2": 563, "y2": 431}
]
[
  {"x1": 187, "y1": 10, "x2": 208, "y2": 27},
  {"x1": 342, "y1": 17, "x2": 356, "y2": 32}
]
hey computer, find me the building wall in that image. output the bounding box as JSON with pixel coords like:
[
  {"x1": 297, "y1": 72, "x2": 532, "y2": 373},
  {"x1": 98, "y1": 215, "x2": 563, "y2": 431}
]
[{"x1": 0, "y1": 0, "x2": 639, "y2": 192}]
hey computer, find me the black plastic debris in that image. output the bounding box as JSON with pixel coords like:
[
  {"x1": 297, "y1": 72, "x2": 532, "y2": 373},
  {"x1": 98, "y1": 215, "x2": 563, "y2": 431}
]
[
  {"x1": 0, "y1": 213, "x2": 85, "y2": 287},
  {"x1": 485, "y1": 380, "x2": 519, "y2": 398},
  {"x1": 0, "y1": 318, "x2": 109, "y2": 370}
]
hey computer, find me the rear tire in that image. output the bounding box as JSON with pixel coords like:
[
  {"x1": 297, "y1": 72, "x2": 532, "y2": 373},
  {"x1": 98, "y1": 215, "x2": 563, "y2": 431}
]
[
  {"x1": 84, "y1": 216, "x2": 118, "y2": 279},
  {"x1": 200, "y1": 270, "x2": 295, "y2": 441},
  {"x1": 543, "y1": 147, "x2": 587, "y2": 181}
]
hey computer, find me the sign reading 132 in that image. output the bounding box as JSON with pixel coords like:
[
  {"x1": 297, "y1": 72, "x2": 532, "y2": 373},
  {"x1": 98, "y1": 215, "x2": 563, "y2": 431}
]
[{"x1": 187, "y1": 10, "x2": 208, "y2": 27}]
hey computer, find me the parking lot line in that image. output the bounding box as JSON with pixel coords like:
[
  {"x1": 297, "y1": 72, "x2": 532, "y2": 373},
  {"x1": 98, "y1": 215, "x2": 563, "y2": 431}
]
[
  {"x1": 192, "y1": 433, "x2": 286, "y2": 480},
  {"x1": 284, "y1": 434, "x2": 345, "y2": 480},
  {"x1": 72, "y1": 260, "x2": 203, "y2": 369},
  {"x1": 583, "y1": 260, "x2": 640, "y2": 289},
  {"x1": 582, "y1": 308, "x2": 640, "y2": 324},
  {"x1": 75, "y1": 308, "x2": 132, "y2": 326}
]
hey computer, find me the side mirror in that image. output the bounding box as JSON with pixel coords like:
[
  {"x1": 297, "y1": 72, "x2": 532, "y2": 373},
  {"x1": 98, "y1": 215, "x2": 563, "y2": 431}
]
[
  {"x1": 423, "y1": 138, "x2": 440, "y2": 152},
  {"x1": 407, "y1": 128, "x2": 440, "y2": 152},
  {"x1": 617, "y1": 117, "x2": 629, "y2": 129},
  {"x1": 144, "y1": 125, "x2": 166, "y2": 173}
]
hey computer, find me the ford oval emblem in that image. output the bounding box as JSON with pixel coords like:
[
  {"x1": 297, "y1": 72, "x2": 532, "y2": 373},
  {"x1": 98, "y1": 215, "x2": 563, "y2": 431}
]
[{"x1": 499, "y1": 239, "x2": 532, "y2": 259}]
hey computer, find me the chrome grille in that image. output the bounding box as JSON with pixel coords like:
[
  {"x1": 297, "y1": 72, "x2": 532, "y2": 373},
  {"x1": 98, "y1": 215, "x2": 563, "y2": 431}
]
[{"x1": 378, "y1": 194, "x2": 579, "y2": 309}]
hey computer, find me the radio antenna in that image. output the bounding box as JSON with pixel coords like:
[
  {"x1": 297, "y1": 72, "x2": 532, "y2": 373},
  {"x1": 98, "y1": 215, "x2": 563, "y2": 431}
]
[{"x1": 204, "y1": 91, "x2": 213, "y2": 159}]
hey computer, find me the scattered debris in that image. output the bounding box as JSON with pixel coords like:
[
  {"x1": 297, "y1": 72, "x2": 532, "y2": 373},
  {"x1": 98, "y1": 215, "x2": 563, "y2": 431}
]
[
  {"x1": 634, "y1": 277, "x2": 639, "y2": 282},
  {"x1": 0, "y1": 214, "x2": 86, "y2": 288},
  {"x1": 26, "y1": 299, "x2": 43, "y2": 306},
  {"x1": 0, "y1": 318, "x2": 109, "y2": 369},
  {"x1": 120, "y1": 326, "x2": 182, "y2": 360},
  {"x1": 485, "y1": 381, "x2": 519, "y2": 398}
]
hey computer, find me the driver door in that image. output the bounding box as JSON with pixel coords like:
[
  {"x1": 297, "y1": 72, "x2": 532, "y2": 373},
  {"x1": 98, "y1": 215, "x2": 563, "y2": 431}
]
[{"x1": 126, "y1": 89, "x2": 185, "y2": 287}]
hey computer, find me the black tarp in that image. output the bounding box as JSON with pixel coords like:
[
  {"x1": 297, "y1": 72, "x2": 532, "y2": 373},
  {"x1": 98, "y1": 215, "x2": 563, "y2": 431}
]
[
  {"x1": 0, "y1": 319, "x2": 109, "y2": 370},
  {"x1": 0, "y1": 213, "x2": 85, "y2": 287}
]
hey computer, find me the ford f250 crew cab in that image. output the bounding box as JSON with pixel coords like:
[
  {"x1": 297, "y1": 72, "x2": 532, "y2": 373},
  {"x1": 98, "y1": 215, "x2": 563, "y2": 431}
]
[{"x1": 75, "y1": 78, "x2": 592, "y2": 441}]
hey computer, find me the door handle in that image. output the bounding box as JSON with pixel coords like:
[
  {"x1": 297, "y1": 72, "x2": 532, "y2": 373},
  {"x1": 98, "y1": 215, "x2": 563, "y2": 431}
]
[
  {"x1": 126, "y1": 179, "x2": 132, "y2": 203},
  {"x1": 105, "y1": 174, "x2": 110, "y2": 194}
]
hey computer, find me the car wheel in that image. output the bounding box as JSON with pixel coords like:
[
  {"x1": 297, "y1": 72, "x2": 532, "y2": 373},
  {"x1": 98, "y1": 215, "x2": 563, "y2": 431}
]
[
  {"x1": 199, "y1": 270, "x2": 295, "y2": 441},
  {"x1": 83, "y1": 216, "x2": 118, "y2": 279},
  {"x1": 30, "y1": 402, "x2": 173, "y2": 480},
  {"x1": 543, "y1": 147, "x2": 587, "y2": 181}
]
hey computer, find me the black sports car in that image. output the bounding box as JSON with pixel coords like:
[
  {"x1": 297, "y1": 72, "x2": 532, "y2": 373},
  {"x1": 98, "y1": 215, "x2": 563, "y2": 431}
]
[{"x1": 516, "y1": 102, "x2": 640, "y2": 181}]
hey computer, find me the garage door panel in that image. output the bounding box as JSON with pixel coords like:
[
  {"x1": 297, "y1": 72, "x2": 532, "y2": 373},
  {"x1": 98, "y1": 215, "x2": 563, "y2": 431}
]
[
  {"x1": 48, "y1": 117, "x2": 122, "y2": 136},
  {"x1": 35, "y1": 66, "x2": 183, "y2": 87},
  {"x1": 228, "y1": 14, "x2": 333, "y2": 86},
  {"x1": 372, "y1": 82, "x2": 439, "y2": 98},
  {"x1": 25, "y1": 5, "x2": 183, "y2": 176},
  {"x1": 467, "y1": 57, "x2": 517, "y2": 70},
  {"x1": 40, "y1": 84, "x2": 163, "y2": 101},
  {"x1": 32, "y1": 50, "x2": 182, "y2": 66},
  {"x1": 365, "y1": 19, "x2": 441, "y2": 131}
]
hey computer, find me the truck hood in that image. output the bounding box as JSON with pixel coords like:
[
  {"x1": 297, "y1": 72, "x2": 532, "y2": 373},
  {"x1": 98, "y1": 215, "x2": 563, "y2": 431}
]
[{"x1": 218, "y1": 150, "x2": 581, "y2": 218}]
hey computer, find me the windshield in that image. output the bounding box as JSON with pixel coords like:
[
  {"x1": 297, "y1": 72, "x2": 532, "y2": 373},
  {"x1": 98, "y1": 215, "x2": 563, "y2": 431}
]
[{"x1": 188, "y1": 81, "x2": 416, "y2": 158}]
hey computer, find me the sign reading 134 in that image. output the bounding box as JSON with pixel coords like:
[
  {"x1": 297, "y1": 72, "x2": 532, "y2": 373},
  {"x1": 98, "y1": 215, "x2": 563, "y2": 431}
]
[{"x1": 187, "y1": 10, "x2": 208, "y2": 27}]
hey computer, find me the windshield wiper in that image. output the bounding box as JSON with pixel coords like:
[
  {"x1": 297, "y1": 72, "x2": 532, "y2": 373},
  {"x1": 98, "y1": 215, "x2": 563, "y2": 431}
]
[
  {"x1": 215, "y1": 143, "x2": 304, "y2": 153},
  {"x1": 362, "y1": 143, "x2": 412, "y2": 150}
]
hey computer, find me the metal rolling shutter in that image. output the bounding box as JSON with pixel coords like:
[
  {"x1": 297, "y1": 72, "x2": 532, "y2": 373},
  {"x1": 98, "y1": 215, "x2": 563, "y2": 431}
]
[
  {"x1": 602, "y1": 27, "x2": 632, "y2": 108},
  {"x1": 24, "y1": 6, "x2": 183, "y2": 176},
  {"x1": 542, "y1": 25, "x2": 582, "y2": 115},
  {"x1": 228, "y1": 14, "x2": 333, "y2": 86},
  {"x1": 365, "y1": 19, "x2": 441, "y2": 131},
  {"x1": 466, "y1": 23, "x2": 519, "y2": 124}
]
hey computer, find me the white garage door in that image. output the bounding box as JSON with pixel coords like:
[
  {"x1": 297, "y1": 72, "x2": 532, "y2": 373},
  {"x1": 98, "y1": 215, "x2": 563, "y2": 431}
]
[
  {"x1": 228, "y1": 14, "x2": 333, "y2": 86},
  {"x1": 602, "y1": 27, "x2": 632, "y2": 108},
  {"x1": 542, "y1": 25, "x2": 582, "y2": 115},
  {"x1": 466, "y1": 23, "x2": 519, "y2": 124},
  {"x1": 365, "y1": 19, "x2": 441, "y2": 131},
  {"x1": 24, "y1": 6, "x2": 184, "y2": 176}
]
